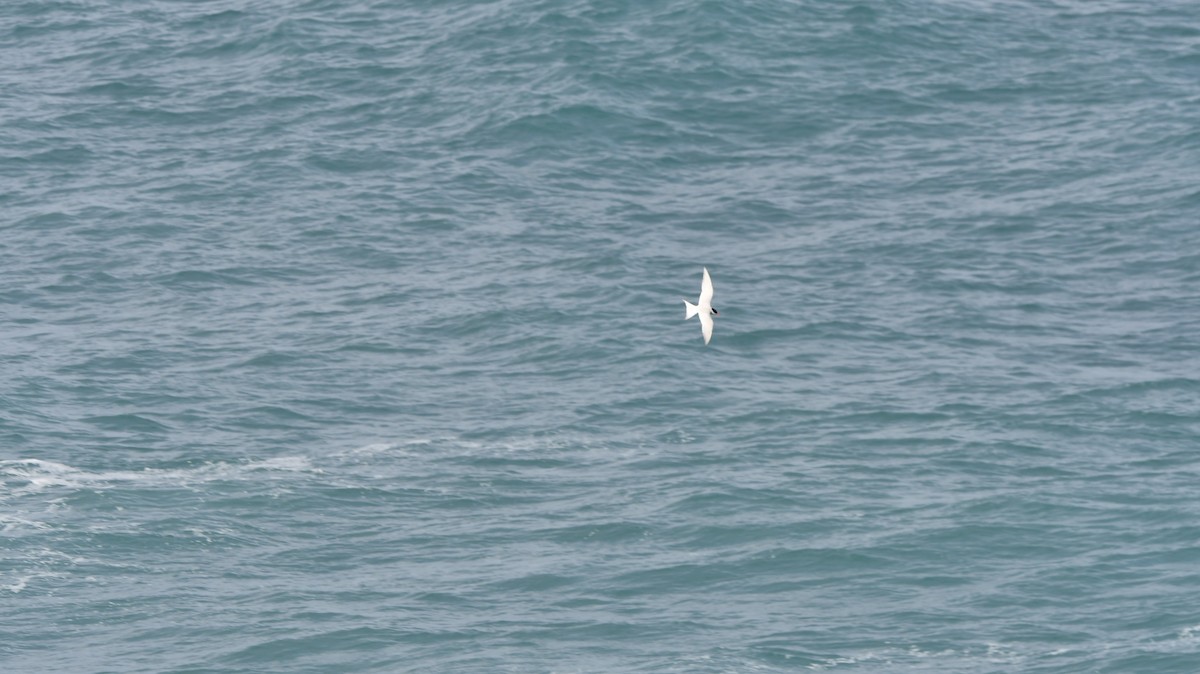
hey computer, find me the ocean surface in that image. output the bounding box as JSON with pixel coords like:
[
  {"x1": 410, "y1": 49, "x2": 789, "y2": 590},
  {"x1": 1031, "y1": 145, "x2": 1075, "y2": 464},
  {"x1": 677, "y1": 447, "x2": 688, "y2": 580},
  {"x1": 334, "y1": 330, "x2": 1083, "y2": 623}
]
[{"x1": 3, "y1": 1, "x2": 1200, "y2": 672}]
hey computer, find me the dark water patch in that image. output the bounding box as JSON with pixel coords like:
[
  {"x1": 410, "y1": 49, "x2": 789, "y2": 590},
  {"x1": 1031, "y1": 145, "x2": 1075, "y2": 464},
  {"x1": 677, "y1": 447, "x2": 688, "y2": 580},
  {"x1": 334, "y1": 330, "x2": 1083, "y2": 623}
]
[
  {"x1": 178, "y1": 8, "x2": 250, "y2": 30},
  {"x1": 59, "y1": 352, "x2": 162, "y2": 376},
  {"x1": 239, "y1": 405, "x2": 314, "y2": 422},
  {"x1": 219, "y1": 626, "x2": 417, "y2": 666},
  {"x1": 158, "y1": 269, "x2": 260, "y2": 291},
  {"x1": 304, "y1": 148, "x2": 400, "y2": 174},
  {"x1": 545, "y1": 521, "x2": 650, "y2": 544},
  {"x1": 76, "y1": 78, "x2": 169, "y2": 100},
  {"x1": 16, "y1": 144, "x2": 94, "y2": 166},
  {"x1": 487, "y1": 572, "x2": 577, "y2": 593},
  {"x1": 237, "y1": 352, "x2": 303, "y2": 368},
  {"x1": 81, "y1": 413, "x2": 170, "y2": 433}
]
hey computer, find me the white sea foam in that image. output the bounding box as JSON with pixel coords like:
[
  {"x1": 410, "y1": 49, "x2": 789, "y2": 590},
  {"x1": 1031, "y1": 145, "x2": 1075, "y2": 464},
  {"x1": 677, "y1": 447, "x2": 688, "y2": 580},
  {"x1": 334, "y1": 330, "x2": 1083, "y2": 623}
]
[
  {"x1": 0, "y1": 513, "x2": 53, "y2": 533},
  {"x1": 808, "y1": 653, "x2": 879, "y2": 670},
  {"x1": 0, "y1": 570, "x2": 68, "y2": 594},
  {"x1": 0, "y1": 456, "x2": 318, "y2": 498}
]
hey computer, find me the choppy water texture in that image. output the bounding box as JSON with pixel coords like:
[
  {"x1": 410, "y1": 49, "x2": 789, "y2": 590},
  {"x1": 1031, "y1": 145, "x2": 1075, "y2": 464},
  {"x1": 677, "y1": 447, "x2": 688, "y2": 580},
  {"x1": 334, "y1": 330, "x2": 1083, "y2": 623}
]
[{"x1": 4, "y1": 1, "x2": 1200, "y2": 672}]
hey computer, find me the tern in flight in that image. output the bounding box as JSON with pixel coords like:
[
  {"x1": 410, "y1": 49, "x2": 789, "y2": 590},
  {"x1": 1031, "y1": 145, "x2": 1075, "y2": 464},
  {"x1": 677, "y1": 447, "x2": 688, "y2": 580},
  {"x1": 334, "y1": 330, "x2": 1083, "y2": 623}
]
[{"x1": 683, "y1": 267, "x2": 718, "y2": 345}]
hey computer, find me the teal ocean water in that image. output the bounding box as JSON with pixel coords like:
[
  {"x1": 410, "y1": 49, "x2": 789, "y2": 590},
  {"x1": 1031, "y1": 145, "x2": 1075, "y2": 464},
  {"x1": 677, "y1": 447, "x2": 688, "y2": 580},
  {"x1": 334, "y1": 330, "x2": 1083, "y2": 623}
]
[{"x1": 4, "y1": 1, "x2": 1200, "y2": 671}]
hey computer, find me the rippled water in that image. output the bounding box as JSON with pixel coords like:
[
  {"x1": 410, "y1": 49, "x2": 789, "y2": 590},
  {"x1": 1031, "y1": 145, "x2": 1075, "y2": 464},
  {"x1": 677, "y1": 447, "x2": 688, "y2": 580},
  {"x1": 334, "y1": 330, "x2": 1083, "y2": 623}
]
[{"x1": 4, "y1": 1, "x2": 1200, "y2": 672}]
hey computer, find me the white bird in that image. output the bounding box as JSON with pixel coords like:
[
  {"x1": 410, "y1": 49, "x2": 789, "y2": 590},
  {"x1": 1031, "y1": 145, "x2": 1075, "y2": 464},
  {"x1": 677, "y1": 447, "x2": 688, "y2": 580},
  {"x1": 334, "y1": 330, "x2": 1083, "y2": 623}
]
[{"x1": 682, "y1": 267, "x2": 718, "y2": 345}]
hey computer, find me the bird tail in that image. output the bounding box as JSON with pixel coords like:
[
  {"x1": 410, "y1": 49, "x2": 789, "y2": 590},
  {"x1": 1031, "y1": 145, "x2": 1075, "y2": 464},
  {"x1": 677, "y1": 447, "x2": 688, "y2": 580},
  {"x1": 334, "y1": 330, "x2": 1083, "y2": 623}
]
[{"x1": 683, "y1": 299, "x2": 699, "y2": 320}]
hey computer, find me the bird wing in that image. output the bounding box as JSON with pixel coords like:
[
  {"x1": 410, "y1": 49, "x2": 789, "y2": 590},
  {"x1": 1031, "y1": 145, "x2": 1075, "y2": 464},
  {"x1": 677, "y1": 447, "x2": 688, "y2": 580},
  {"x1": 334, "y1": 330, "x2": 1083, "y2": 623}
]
[
  {"x1": 699, "y1": 267, "x2": 713, "y2": 307},
  {"x1": 699, "y1": 312, "x2": 713, "y2": 345}
]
